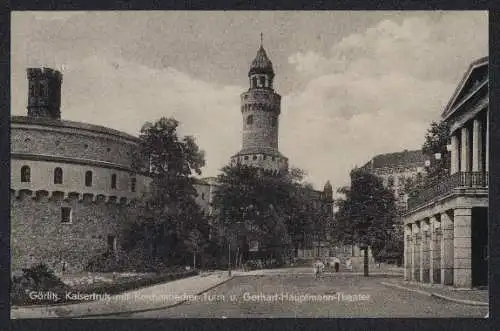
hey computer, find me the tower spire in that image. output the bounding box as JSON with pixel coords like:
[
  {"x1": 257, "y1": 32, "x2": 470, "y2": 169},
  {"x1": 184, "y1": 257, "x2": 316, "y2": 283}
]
[{"x1": 260, "y1": 32, "x2": 263, "y2": 47}]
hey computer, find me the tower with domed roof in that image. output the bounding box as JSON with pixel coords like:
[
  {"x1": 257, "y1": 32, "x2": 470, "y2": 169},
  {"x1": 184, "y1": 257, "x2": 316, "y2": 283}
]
[{"x1": 230, "y1": 34, "x2": 288, "y2": 173}]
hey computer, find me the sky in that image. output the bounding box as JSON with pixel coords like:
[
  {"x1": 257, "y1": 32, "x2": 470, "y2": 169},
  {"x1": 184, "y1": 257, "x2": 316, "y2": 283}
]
[{"x1": 11, "y1": 11, "x2": 488, "y2": 193}]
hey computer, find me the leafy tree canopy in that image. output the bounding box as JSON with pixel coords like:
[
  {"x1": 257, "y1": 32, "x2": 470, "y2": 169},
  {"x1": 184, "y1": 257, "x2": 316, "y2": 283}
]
[
  {"x1": 422, "y1": 120, "x2": 450, "y2": 182},
  {"x1": 334, "y1": 168, "x2": 397, "y2": 254}
]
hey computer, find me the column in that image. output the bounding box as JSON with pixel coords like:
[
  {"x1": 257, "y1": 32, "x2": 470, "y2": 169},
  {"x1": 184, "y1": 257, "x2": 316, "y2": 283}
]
[
  {"x1": 450, "y1": 133, "x2": 460, "y2": 174},
  {"x1": 454, "y1": 208, "x2": 472, "y2": 288},
  {"x1": 472, "y1": 118, "x2": 483, "y2": 173},
  {"x1": 460, "y1": 125, "x2": 470, "y2": 172},
  {"x1": 441, "y1": 211, "x2": 454, "y2": 285},
  {"x1": 431, "y1": 216, "x2": 441, "y2": 284},
  {"x1": 421, "y1": 219, "x2": 431, "y2": 283},
  {"x1": 486, "y1": 111, "x2": 489, "y2": 172},
  {"x1": 404, "y1": 224, "x2": 412, "y2": 281},
  {"x1": 411, "y1": 223, "x2": 417, "y2": 281},
  {"x1": 414, "y1": 221, "x2": 421, "y2": 282},
  {"x1": 429, "y1": 216, "x2": 436, "y2": 283}
]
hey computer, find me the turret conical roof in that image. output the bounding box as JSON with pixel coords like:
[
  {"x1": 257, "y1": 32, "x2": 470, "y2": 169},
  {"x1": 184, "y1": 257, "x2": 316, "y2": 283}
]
[{"x1": 248, "y1": 45, "x2": 274, "y2": 77}]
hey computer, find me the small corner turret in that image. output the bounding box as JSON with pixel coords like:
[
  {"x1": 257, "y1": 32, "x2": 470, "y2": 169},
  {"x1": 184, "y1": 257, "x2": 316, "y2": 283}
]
[{"x1": 27, "y1": 67, "x2": 63, "y2": 120}]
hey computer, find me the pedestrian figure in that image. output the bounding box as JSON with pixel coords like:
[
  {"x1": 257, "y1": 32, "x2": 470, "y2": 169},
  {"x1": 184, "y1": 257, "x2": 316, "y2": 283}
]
[
  {"x1": 346, "y1": 258, "x2": 352, "y2": 271},
  {"x1": 313, "y1": 260, "x2": 324, "y2": 278}
]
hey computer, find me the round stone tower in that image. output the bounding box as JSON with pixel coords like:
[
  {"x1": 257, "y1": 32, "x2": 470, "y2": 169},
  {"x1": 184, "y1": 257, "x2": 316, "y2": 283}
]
[
  {"x1": 27, "y1": 67, "x2": 63, "y2": 120},
  {"x1": 231, "y1": 37, "x2": 288, "y2": 172}
]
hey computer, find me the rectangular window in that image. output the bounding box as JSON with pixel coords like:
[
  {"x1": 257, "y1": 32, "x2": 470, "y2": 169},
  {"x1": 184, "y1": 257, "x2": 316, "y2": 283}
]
[
  {"x1": 130, "y1": 177, "x2": 137, "y2": 192},
  {"x1": 107, "y1": 235, "x2": 116, "y2": 252},
  {"x1": 61, "y1": 207, "x2": 72, "y2": 223}
]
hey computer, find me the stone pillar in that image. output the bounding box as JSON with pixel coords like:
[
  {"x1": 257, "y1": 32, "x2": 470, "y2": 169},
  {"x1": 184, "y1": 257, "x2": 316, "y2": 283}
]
[
  {"x1": 450, "y1": 133, "x2": 460, "y2": 174},
  {"x1": 472, "y1": 118, "x2": 483, "y2": 173},
  {"x1": 429, "y1": 216, "x2": 436, "y2": 283},
  {"x1": 454, "y1": 208, "x2": 472, "y2": 288},
  {"x1": 404, "y1": 224, "x2": 412, "y2": 281},
  {"x1": 410, "y1": 223, "x2": 416, "y2": 281},
  {"x1": 431, "y1": 216, "x2": 441, "y2": 284},
  {"x1": 421, "y1": 219, "x2": 431, "y2": 283},
  {"x1": 460, "y1": 125, "x2": 470, "y2": 172},
  {"x1": 414, "y1": 221, "x2": 421, "y2": 282},
  {"x1": 441, "y1": 211, "x2": 454, "y2": 285},
  {"x1": 486, "y1": 111, "x2": 489, "y2": 172}
]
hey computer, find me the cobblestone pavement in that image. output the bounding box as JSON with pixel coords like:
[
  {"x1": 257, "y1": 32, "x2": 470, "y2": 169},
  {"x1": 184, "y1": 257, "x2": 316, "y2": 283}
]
[{"x1": 124, "y1": 273, "x2": 488, "y2": 318}]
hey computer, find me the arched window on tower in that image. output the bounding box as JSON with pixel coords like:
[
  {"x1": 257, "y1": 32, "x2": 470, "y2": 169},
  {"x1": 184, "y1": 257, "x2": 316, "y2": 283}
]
[
  {"x1": 21, "y1": 166, "x2": 31, "y2": 183},
  {"x1": 260, "y1": 76, "x2": 266, "y2": 88},
  {"x1": 54, "y1": 167, "x2": 63, "y2": 184},
  {"x1": 247, "y1": 115, "x2": 253, "y2": 125},
  {"x1": 111, "y1": 174, "x2": 117, "y2": 189},
  {"x1": 85, "y1": 171, "x2": 93, "y2": 187},
  {"x1": 252, "y1": 77, "x2": 257, "y2": 88},
  {"x1": 39, "y1": 82, "x2": 45, "y2": 97}
]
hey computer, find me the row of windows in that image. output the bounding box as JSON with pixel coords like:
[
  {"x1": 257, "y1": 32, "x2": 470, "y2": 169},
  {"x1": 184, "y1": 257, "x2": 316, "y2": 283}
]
[
  {"x1": 246, "y1": 115, "x2": 277, "y2": 127},
  {"x1": 20, "y1": 166, "x2": 136, "y2": 192},
  {"x1": 386, "y1": 172, "x2": 423, "y2": 187},
  {"x1": 250, "y1": 75, "x2": 273, "y2": 89},
  {"x1": 239, "y1": 155, "x2": 277, "y2": 161}
]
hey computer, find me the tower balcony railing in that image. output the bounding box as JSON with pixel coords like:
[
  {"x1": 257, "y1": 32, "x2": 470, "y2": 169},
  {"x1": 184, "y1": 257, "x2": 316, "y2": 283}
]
[{"x1": 406, "y1": 171, "x2": 488, "y2": 212}]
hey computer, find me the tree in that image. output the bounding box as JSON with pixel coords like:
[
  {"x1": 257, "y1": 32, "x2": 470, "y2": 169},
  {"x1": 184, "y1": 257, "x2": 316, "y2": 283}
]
[
  {"x1": 334, "y1": 168, "x2": 398, "y2": 275},
  {"x1": 212, "y1": 164, "x2": 319, "y2": 266},
  {"x1": 422, "y1": 120, "x2": 450, "y2": 182},
  {"x1": 122, "y1": 117, "x2": 207, "y2": 268}
]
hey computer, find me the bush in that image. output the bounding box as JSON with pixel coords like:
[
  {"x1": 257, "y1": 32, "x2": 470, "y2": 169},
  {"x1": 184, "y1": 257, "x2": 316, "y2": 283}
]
[
  {"x1": 11, "y1": 264, "x2": 69, "y2": 306},
  {"x1": 11, "y1": 266, "x2": 198, "y2": 306}
]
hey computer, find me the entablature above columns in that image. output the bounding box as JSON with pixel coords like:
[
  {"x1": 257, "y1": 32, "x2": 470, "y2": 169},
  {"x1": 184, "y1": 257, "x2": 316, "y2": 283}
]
[
  {"x1": 449, "y1": 95, "x2": 488, "y2": 136},
  {"x1": 403, "y1": 191, "x2": 488, "y2": 225}
]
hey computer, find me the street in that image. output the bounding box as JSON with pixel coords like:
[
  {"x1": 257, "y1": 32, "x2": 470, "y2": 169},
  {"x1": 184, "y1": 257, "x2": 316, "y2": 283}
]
[{"x1": 111, "y1": 268, "x2": 487, "y2": 318}]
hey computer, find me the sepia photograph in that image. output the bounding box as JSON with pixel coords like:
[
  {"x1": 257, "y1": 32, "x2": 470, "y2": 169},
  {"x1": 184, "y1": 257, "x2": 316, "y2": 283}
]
[{"x1": 9, "y1": 11, "x2": 489, "y2": 318}]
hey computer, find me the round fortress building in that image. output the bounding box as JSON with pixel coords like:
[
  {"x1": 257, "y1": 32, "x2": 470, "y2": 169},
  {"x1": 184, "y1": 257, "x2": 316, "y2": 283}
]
[{"x1": 11, "y1": 67, "x2": 150, "y2": 273}]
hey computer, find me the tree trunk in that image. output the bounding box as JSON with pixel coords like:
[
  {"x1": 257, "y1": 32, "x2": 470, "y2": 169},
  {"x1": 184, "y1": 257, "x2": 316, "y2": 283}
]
[
  {"x1": 236, "y1": 247, "x2": 240, "y2": 269},
  {"x1": 193, "y1": 251, "x2": 196, "y2": 270},
  {"x1": 363, "y1": 248, "x2": 369, "y2": 277}
]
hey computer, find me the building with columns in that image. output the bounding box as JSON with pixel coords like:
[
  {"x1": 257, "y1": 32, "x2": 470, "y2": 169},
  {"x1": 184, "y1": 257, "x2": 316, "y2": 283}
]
[{"x1": 403, "y1": 56, "x2": 488, "y2": 288}]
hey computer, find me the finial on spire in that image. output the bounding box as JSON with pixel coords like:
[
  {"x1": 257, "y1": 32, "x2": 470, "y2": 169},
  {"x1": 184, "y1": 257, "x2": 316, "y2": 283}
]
[{"x1": 260, "y1": 32, "x2": 263, "y2": 47}]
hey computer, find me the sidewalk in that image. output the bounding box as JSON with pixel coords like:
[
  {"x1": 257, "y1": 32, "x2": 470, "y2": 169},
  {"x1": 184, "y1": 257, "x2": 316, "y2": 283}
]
[
  {"x1": 381, "y1": 279, "x2": 488, "y2": 306},
  {"x1": 11, "y1": 271, "x2": 232, "y2": 318},
  {"x1": 231, "y1": 267, "x2": 403, "y2": 277}
]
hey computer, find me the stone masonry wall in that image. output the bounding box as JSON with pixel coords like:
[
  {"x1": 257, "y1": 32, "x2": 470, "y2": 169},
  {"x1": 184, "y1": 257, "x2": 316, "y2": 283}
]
[{"x1": 11, "y1": 192, "x2": 138, "y2": 274}]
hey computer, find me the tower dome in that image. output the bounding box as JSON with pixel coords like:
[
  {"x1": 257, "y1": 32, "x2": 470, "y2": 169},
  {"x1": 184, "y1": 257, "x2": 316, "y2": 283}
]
[{"x1": 248, "y1": 45, "x2": 275, "y2": 77}]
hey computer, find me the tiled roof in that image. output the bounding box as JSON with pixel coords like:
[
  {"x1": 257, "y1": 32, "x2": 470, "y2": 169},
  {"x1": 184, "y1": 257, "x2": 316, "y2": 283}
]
[{"x1": 361, "y1": 150, "x2": 426, "y2": 170}]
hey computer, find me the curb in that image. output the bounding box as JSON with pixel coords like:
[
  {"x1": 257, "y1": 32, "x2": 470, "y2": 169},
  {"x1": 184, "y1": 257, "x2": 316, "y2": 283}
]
[
  {"x1": 380, "y1": 281, "x2": 432, "y2": 297},
  {"x1": 14, "y1": 275, "x2": 234, "y2": 319},
  {"x1": 380, "y1": 282, "x2": 488, "y2": 306},
  {"x1": 430, "y1": 292, "x2": 488, "y2": 306}
]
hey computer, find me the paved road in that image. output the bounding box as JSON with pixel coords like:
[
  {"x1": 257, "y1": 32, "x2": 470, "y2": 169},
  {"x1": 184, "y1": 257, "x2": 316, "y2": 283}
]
[{"x1": 118, "y1": 271, "x2": 487, "y2": 318}]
